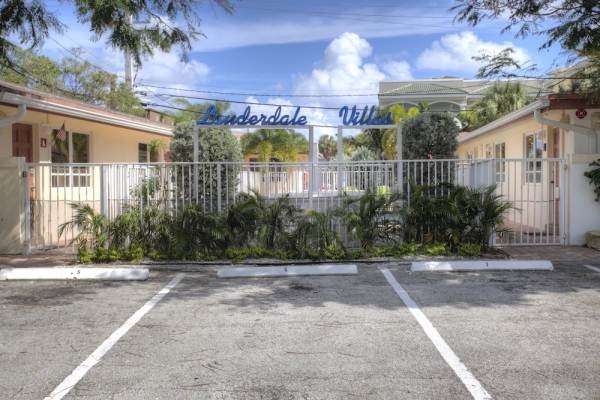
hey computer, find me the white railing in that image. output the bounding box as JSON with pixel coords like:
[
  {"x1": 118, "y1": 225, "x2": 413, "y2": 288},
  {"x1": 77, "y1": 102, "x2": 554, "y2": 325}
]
[{"x1": 27, "y1": 158, "x2": 565, "y2": 249}]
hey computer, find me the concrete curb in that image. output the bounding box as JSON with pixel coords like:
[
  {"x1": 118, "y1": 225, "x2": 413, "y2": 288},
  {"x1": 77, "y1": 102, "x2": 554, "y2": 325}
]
[
  {"x1": 217, "y1": 264, "x2": 358, "y2": 278},
  {"x1": 0, "y1": 267, "x2": 150, "y2": 281},
  {"x1": 411, "y1": 260, "x2": 553, "y2": 272}
]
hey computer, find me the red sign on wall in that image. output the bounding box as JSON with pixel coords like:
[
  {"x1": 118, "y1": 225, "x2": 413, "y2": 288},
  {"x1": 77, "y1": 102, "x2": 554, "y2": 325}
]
[{"x1": 575, "y1": 108, "x2": 587, "y2": 119}]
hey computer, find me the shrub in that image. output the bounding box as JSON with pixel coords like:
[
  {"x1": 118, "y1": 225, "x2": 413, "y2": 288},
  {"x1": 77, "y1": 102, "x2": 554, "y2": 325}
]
[
  {"x1": 170, "y1": 121, "x2": 242, "y2": 203},
  {"x1": 584, "y1": 158, "x2": 600, "y2": 202},
  {"x1": 339, "y1": 189, "x2": 400, "y2": 250},
  {"x1": 77, "y1": 249, "x2": 94, "y2": 264},
  {"x1": 58, "y1": 203, "x2": 108, "y2": 252},
  {"x1": 292, "y1": 209, "x2": 342, "y2": 259},
  {"x1": 458, "y1": 243, "x2": 482, "y2": 257},
  {"x1": 424, "y1": 243, "x2": 448, "y2": 256},
  {"x1": 396, "y1": 242, "x2": 422, "y2": 256},
  {"x1": 171, "y1": 204, "x2": 228, "y2": 256},
  {"x1": 225, "y1": 192, "x2": 261, "y2": 247},
  {"x1": 257, "y1": 195, "x2": 298, "y2": 249}
]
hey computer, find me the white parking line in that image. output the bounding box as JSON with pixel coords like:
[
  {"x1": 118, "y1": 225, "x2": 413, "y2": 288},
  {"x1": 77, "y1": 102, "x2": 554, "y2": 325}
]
[
  {"x1": 379, "y1": 267, "x2": 492, "y2": 400},
  {"x1": 44, "y1": 273, "x2": 185, "y2": 400},
  {"x1": 584, "y1": 264, "x2": 600, "y2": 273}
]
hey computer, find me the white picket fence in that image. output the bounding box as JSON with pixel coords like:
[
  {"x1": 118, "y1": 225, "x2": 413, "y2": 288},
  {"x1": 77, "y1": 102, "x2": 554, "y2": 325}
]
[{"x1": 27, "y1": 158, "x2": 565, "y2": 249}]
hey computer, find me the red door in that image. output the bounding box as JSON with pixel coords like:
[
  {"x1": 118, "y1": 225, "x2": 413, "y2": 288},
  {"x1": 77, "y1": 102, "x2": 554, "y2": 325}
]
[{"x1": 12, "y1": 123, "x2": 33, "y2": 162}]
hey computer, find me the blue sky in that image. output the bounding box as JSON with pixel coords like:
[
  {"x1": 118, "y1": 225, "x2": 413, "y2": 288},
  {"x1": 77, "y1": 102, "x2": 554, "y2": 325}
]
[{"x1": 40, "y1": 0, "x2": 566, "y2": 128}]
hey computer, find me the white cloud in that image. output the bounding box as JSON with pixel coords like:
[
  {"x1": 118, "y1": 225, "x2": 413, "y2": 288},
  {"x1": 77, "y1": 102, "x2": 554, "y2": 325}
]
[
  {"x1": 290, "y1": 32, "x2": 409, "y2": 137},
  {"x1": 196, "y1": 11, "x2": 453, "y2": 52},
  {"x1": 382, "y1": 61, "x2": 413, "y2": 80},
  {"x1": 294, "y1": 33, "x2": 411, "y2": 102},
  {"x1": 416, "y1": 31, "x2": 530, "y2": 72},
  {"x1": 137, "y1": 52, "x2": 210, "y2": 86}
]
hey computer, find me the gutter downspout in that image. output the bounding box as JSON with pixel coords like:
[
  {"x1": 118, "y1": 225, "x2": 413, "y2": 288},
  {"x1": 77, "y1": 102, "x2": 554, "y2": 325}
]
[{"x1": 0, "y1": 92, "x2": 27, "y2": 128}]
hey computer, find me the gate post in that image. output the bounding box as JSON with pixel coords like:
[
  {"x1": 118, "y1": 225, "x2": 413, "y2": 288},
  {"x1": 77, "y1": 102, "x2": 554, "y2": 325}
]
[
  {"x1": 193, "y1": 124, "x2": 199, "y2": 202},
  {"x1": 337, "y1": 126, "x2": 344, "y2": 193},
  {"x1": 308, "y1": 125, "x2": 315, "y2": 208},
  {"x1": 217, "y1": 163, "x2": 222, "y2": 212},
  {"x1": 395, "y1": 124, "x2": 403, "y2": 193}
]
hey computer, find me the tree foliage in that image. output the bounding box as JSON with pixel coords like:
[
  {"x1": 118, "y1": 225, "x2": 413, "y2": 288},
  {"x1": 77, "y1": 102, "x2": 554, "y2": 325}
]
[
  {"x1": 318, "y1": 135, "x2": 337, "y2": 160},
  {"x1": 169, "y1": 121, "x2": 242, "y2": 203},
  {"x1": 402, "y1": 113, "x2": 459, "y2": 160},
  {"x1": 170, "y1": 98, "x2": 231, "y2": 124},
  {"x1": 0, "y1": 48, "x2": 145, "y2": 115},
  {"x1": 452, "y1": 0, "x2": 600, "y2": 55},
  {"x1": 458, "y1": 82, "x2": 532, "y2": 130},
  {"x1": 0, "y1": 0, "x2": 234, "y2": 68},
  {"x1": 241, "y1": 129, "x2": 308, "y2": 162},
  {"x1": 342, "y1": 104, "x2": 419, "y2": 160}
]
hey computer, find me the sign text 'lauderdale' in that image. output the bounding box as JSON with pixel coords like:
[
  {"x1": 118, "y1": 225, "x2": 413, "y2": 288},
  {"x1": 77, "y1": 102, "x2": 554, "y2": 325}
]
[{"x1": 196, "y1": 105, "x2": 393, "y2": 127}]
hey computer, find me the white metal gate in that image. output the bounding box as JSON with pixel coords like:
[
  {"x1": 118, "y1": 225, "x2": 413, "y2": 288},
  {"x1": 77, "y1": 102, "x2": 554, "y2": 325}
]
[{"x1": 27, "y1": 158, "x2": 565, "y2": 249}]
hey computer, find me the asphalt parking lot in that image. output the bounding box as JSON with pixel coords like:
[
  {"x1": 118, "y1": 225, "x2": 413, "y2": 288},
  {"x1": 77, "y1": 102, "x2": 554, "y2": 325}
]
[{"x1": 1, "y1": 262, "x2": 599, "y2": 400}]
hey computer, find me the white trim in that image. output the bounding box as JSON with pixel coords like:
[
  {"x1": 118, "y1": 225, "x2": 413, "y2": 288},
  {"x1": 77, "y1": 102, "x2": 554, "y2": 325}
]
[
  {"x1": 0, "y1": 92, "x2": 172, "y2": 137},
  {"x1": 458, "y1": 100, "x2": 546, "y2": 143},
  {"x1": 379, "y1": 267, "x2": 492, "y2": 400},
  {"x1": 584, "y1": 264, "x2": 600, "y2": 273},
  {"x1": 44, "y1": 273, "x2": 184, "y2": 400}
]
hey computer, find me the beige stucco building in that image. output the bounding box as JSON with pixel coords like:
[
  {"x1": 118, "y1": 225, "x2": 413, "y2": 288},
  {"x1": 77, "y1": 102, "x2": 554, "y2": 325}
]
[
  {"x1": 457, "y1": 94, "x2": 600, "y2": 245},
  {"x1": 0, "y1": 80, "x2": 173, "y2": 253}
]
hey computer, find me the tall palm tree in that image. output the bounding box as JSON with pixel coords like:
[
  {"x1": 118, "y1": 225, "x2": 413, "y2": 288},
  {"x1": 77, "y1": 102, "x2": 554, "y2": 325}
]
[
  {"x1": 467, "y1": 82, "x2": 531, "y2": 129},
  {"x1": 319, "y1": 135, "x2": 337, "y2": 160},
  {"x1": 241, "y1": 129, "x2": 308, "y2": 162}
]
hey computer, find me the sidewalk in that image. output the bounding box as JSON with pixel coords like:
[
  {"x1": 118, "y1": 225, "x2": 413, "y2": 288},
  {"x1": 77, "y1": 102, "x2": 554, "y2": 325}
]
[
  {"x1": 501, "y1": 245, "x2": 599, "y2": 264},
  {"x1": 0, "y1": 254, "x2": 76, "y2": 268}
]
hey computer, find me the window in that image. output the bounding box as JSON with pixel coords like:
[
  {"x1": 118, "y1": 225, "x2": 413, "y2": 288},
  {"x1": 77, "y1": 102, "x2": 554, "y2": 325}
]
[
  {"x1": 485, "y1": 144, "x2": 493, "y2": 158},
  {"x1": 139, "y1": 143, "x2": 148, "y2": 163},
  {"x1": 495, "y1": 142, "x2": 506, "y2": 182},
  {"x1": 525, "y1": 132, "x2": 543, "y2": 183},
  {"x1": 51, "y1": 130, "x2": 90, "y2": 187}
]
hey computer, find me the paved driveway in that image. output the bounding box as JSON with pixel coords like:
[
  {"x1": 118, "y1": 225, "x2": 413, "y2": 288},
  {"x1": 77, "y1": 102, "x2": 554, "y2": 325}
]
[{"x1": 1, "y1": 261, "x2": 599, "y2": 399}]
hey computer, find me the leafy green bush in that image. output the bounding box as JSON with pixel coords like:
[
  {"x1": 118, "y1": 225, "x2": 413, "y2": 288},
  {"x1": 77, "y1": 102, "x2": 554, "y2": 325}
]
[
  {"x1": 339, "y1": 189, "x2": 400, "y2": 250},
  {"x1": 292, "y1": 209, "x2": 342, "y2": 259},
  {"x1": 58, "y1": 203, "x2": 108, "y2": 252},
  {"x1": 584, "y1": 158, "x2": 600, "y2": 202},
  {"x1": 458, "y1": 243, "x2": 482, "y2": 257},
  {"x1": 396, "y1": 242, "x2": 422, "y2": 256},
  {"x1": 424, "y1": 243, "x2": 448, "y2": 256},
  {"x1": 77, "y1": 249, "x2": 94, "y2": 264}
]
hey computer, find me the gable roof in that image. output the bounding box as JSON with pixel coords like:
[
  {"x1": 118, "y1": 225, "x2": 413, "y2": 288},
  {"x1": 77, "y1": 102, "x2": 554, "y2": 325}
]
[{"x1": 0, "y1": 80, "x2": 173, "y2": 137}]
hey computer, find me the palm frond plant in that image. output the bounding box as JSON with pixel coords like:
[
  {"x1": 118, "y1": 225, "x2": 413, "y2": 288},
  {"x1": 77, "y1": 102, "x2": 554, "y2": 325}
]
[
  {"x1": 477, "y1": 185, "x2": 512, "y2": 249},
  {"x1": 446, "y1": 185, "x2": 512, "y2": 249},
  {"x1": 226, "y1": 191, "x2": 262, "y2": 247},
  {"x1": 257, "y1": 194, "x2": 298, "y2": 249},
  {"x1": 402, "y1": 182, "x2": 453, "y2": 244},
  {"x1": 109, "y1": 205, "x2": 174, "y2": 256},
  {"x1": 339, "y1": 189, "x2": 401, "y2": 250},
  {"x1": 58, "y1": 203, "x2": 108, "y2": 252},
  {"x1": 171, "y1": 204, "x2": 228, "y2": 258},
  {"x1": 292, "y1": 209, "x2": 344, "y2": 259}
]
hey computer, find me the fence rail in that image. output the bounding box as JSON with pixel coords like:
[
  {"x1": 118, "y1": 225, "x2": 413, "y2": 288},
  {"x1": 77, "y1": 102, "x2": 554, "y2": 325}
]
[{"x1": 27, "y1": 158, "x2": 565, "y2": 249}]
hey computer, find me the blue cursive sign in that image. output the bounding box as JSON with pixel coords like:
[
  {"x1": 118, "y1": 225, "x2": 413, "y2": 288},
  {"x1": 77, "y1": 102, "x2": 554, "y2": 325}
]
[
  {"x1": 338, "y1": 106, "x2": 393, "y2": 126},
  {"x1": 196, "y1": 105, "x2": 393, "y2": 127},
  {"x1": 196, "y1": 105, "x2": 308, "y2": 126}
]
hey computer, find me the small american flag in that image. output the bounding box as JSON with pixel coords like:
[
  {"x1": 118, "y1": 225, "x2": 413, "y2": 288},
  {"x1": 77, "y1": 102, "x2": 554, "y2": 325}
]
[{"x1": 56, "y1": 122, "x2": 67, "y2": 141}]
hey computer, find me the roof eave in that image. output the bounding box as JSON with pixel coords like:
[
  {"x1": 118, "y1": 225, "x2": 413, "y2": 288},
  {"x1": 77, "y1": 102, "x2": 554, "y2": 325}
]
[
  {"x1": 458, "y1": 99, "x2": 547, "y2": 143},
  {"x1": 0, "y1": 92, "x2": 173, "y2": 137}
]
